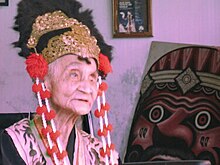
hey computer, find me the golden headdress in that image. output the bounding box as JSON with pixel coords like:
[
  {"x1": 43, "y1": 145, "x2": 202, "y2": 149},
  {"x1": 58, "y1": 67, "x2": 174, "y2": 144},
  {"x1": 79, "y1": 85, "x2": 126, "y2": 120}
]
[
  {"x1": 14, "y1": 0, "x2": 113, "y2": 71},
  {"x1": 27, "y1": 10, "x2": 100, "y2": 64}
]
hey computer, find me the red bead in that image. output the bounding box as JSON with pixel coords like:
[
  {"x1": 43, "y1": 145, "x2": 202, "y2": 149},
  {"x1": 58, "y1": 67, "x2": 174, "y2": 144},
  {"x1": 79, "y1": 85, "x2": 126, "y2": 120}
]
[
  {"x1": 97, "y1": 128, "x2": 107, "y2": 137},
  {"x1": 41, "y1": 125, "x2": 52, "y2": 136},
  {"x1": 99, "y1": 109, "x2": 105, "y2": 117},
  {"x1": 50, "y1": 130, "x2": 60, "y2": 141},
  {"x1": 102, "y1": 127, "x2": 108, "y2": 137},
  {"x1": 94, "y1": 109, "x2": 105, "y2": 118},
  {"x1": 97, "y1": 129, "x2": 102, "y2": 137},
  {"x1": 32, "y1": 83, "x2": 42, "y2": 93},
  {"x1": 99, "y1": 82, "x2": 108, "y2": 91},
  {"x1": 109, "y1": 143, "x2": 115, "y2": 150},
  {"x1": 57, "y1": 150, "x2": 67, "y2": 160},
  {"x1": 45, "y1": 110, "x2": 56, "y2": 121},
  {"x1": 106, "y1": 124, "x2": 113, "y2": 131},
  {"x1": 102, "y1": 103, "x2": 110, "y2": 111},
  {"x1": 40, "y1": 90, "x2": 51, "y2": 99},
  {"x1": 99, "y1": 146, "x2": 111, "y2": 157},
  {"x1": 47, "y1": 145, "x2": 58, "y2": 156},
  {"x1": 94, "y1": 109, "x2": 99, "y2": 118},
  {"x1": 99, "y1": 148, "x2": 105, "y2": 157},
  {"x1": 36, "y1": 105, "x2": 47, "y2": 115},
  {"x1": 105, "y1": 146, "x2": 111, "y2": 156}
]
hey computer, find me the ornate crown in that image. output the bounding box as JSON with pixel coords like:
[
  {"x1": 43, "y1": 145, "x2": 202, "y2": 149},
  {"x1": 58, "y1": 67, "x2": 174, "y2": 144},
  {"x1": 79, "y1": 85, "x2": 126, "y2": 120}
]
[{"x1": 27, "y1": 10, "x2": 100, "y2": 63}]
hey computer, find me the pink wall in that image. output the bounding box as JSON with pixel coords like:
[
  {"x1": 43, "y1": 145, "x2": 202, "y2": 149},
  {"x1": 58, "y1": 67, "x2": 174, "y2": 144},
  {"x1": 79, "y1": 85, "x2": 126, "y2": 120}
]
[{"x1": 1, "y1": 0, "x2": 220, "y2": 159}]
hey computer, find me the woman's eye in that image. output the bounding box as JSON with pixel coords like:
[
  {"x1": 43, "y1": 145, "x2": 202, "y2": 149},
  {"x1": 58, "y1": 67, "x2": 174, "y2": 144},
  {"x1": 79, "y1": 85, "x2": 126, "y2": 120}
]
[
  {"x1": 90, "y1": 73, "x2": 98, "y2": 82},
  {"x1": 90, "y1": 77, "x2": 95, "y2": 82},
  {"x1": 70, "y1": 71, "x2": 80, "y2": 80}
]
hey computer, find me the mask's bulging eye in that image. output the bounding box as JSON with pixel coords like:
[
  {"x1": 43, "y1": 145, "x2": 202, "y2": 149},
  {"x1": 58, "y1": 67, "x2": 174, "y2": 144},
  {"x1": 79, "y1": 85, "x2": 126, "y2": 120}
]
[
  {"x1": 149, "y1": 105, "x2": 164, "y2": 123},
  {"x1": 195, "y1": 111, "x2": 211, "y2": 130}
]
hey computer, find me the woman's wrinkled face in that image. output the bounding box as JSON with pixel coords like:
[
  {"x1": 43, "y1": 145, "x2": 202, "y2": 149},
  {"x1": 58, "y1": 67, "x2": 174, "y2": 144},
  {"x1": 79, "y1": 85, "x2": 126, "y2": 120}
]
[{"x1": 45, "y1": 54, "x2": 98, "y2": 115}]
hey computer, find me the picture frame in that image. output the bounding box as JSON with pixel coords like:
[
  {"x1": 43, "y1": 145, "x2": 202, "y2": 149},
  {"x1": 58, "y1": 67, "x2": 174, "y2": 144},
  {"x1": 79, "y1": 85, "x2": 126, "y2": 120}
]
[
  {"x1": 113, "y1": 0, "x2": 152, "y2": 38},
  {"x1": 0, "y1": 0, "x2": 8, "y2": 6}
]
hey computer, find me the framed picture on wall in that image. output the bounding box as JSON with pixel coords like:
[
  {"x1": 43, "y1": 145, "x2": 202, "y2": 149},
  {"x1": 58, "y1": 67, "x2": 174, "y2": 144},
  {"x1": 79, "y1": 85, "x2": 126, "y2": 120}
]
[
  {"x1": 113, "y1": 0, "x2": 152, "y2": 38},
  {"x1": 0, "y1": 0, "x2": 8, "y2": 6}
]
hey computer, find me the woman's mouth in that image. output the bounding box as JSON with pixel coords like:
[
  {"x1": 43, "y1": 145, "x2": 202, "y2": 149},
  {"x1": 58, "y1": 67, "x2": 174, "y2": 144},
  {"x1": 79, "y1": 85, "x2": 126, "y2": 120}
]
[{"x1": 78, "y1": 99, "x2": 88, "y2": 102}]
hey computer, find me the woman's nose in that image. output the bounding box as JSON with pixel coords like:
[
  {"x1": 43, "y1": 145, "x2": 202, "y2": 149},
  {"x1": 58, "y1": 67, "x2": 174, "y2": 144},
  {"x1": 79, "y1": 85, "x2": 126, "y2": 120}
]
[
  {"x1": 77, "y1": 79, "x2": 93, "y2": 93},
  {"x1": 158, "y1": 109, "x2": 193, "y2": 147}
]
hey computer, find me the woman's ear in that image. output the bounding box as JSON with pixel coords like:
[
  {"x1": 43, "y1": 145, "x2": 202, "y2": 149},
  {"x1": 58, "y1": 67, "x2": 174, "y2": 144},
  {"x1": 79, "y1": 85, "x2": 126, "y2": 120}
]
[{"x1": 44, "y1": 76, "x2": 52, "y2": 92}]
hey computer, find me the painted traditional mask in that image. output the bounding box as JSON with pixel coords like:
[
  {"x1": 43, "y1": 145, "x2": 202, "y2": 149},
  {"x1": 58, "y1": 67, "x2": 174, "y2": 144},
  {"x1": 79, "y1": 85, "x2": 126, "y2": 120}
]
[{"x1": 125, "y1": 46, "x2": 220, "y2": 165}]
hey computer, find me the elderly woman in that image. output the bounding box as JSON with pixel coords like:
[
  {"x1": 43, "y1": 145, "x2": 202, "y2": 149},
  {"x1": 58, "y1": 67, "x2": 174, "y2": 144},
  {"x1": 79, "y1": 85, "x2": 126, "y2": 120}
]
[{"x1": 0, "y1": 0, "x2": 119, "y2": 164}]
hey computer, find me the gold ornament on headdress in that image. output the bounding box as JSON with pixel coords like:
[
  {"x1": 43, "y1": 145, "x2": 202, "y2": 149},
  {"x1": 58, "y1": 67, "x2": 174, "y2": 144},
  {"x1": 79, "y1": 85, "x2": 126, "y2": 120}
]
[{"x1": 27, "y1": 10, "x2": 100, "y2": 64}]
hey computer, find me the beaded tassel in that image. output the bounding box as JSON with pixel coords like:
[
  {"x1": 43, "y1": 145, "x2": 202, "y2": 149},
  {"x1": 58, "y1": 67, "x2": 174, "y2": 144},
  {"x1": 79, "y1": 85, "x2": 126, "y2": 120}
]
[
  {"x1": 26, "y1": 53, "x2": 70, "y2": 165},
  {"x1": 95, "y1": 76, "x2": 116, "y2": 165},
  {"x1": 33, "y1": 78, "x2": 70, "y2": 165},
  {"x1": 35, "y1": 78, "x2": 60, "y2": 165}
]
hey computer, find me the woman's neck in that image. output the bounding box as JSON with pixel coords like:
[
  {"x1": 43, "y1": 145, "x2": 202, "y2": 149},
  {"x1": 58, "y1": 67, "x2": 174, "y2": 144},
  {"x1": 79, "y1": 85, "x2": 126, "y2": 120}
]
[{"x1": 54, "y1": 109, "x2": 79, "y2": 149}]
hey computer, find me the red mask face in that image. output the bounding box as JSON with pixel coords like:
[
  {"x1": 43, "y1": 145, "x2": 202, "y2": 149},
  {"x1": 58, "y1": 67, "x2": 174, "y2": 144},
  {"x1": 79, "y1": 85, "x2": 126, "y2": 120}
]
[
  {"x1": 125, "y1": 46, "x2": 220, "y2": 165},
  {"x1": 125, "y1": 83, "x2": 220, "y2": 165}
]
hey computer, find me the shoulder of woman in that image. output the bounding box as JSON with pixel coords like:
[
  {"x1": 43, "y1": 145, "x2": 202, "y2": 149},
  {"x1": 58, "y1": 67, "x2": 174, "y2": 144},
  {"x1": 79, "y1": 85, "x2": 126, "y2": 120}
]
[{"x1": 5, "y1": 118, "x2": 45, "y2": 164}]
